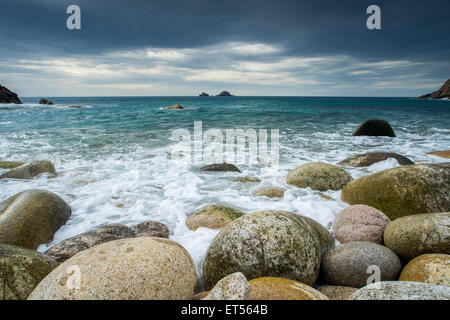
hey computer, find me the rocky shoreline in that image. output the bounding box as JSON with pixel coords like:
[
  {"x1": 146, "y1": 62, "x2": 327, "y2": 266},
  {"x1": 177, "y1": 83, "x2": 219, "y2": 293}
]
[{"x1": 0, "y1": 120, "x2": 449, "y2": 300}]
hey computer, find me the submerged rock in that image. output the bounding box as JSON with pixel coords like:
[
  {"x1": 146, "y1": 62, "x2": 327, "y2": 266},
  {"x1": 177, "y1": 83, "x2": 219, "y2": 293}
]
[
  {"x1": 286, "y1": 162, "x2": 352, "y2": 191},
  {"x1": 0, "y1": 189, "x2": 71, "y2": 249},
  {"x1": 419, "y1": 79, "x2": 450, "y2": 99},
  {"x1": 186, "y1": 204, "x2": 244, "y2": 231},
  {"x1": 0, "y1": 160, "x2": 56, "y2": 179},
  {"x1": 352, "y1": 119, "x2": 396, "y2": 137},
  {"x1": 248, "y1": 277, "x2": 328, "y2": 300},
  {"x1": 0, "y1": 84, "x2": 22, "y2": 104},
  {"x1": 317, "y1": 285, "x2": 358, "y2": 300},
  {"x1": 0, "y1": 244, "x2": 59, "y2": 300},
  {"x1": 203, "y1": 272, "x2": 250, "y2": 300},
  {"x1": 200, "y1": 163, "x2": 241, "y2": 172},
  {"x1": 28, "y1": 237, "x2": 198, "y2": 300},
  {"x1": 253, "y1": 187, "x2": 285, "y2": 198},
  {"x1": 399, "y1": 254, "x2": 450, "y2": 286},
  {"x1": 45, "y1": 220, "x2": 169, "y2": 262},
  {"x1": 427, "y1": 150, "x2": 450, "y2": 159},
  {"x1": 338, "y1": 152, "x2": 413, "y2": 167},
  {"x1": 202, "y1": 210, "x2": 321, "y2": 290},
  {"x1": 39, "y1": 99, "x2": 53, "y2": 105},
  {"x1": 333, "y1": 205, "x2": 390, "y2": 244},
  {"x1": 0, "y1": 161, "x2": 25, "y2": 169},
  {"x1": 165, "y1": 104, "x2": 184, "y2": 110},
  {"x1": 341, "y1": 163, "x2": 450, "y2": 220},
  {"x1": 383, "y1": 212, "x2": 450, "y2": 260},
  {"x1": 350, "y1": 281, "x2": 450, "y2": 300},
  {"x1": 231, "y1": 176, "x2": 261, "y2": 183}
]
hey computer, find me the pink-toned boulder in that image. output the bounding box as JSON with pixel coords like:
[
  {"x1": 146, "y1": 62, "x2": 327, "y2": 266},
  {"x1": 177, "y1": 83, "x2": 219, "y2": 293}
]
[{"x1": 333, "y1": 205, "x2": 390, "y2": 244}]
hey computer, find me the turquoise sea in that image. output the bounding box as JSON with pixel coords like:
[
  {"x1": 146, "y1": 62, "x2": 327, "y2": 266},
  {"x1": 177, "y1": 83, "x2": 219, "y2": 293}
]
[{"x1": 0, "y1": 96, "x2": 449, "y2": 274}]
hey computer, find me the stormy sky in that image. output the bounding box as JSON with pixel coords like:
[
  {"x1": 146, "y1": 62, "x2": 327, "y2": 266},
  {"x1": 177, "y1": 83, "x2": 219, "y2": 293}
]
[{"x1": 0, "y1": 0, "x2": 449, "y2": 96}]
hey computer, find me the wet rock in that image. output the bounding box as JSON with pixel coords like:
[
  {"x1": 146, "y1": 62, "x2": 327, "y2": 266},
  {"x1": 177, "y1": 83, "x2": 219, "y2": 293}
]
[
  {"x1": 28, "y1": 237, "x2": 198, "y2": 300},
  {"x1": 203, "y1": 272, "x2": 250, "y2": 300},
  {"x1": 68, "y1": 105, "x2": 83, "y2": 109},
  {"x1": 286, "y1": 162, "x2": 353, "y2": 191},
  {"x1": 352, "y1": 119, "x2": 395, "y2": 137},
  {"x1": 200, "y1": 163, "x2": 241, "y2": 172},
  {"x1": 0, "y1": 189, "x2": 71, "y2": 250},
  {"x1": 427, "y1": 150, "x2": 450, "y2": 159},
  {"x1": 383, "y1": 213, "x2": 450, "y2": 260},
  {"x1": 249, "y1": 277, "x2": 328, "y2": 300},
  {"x1": 202, "y1": 210, "x2": 321, "y2": 290},
  {"x1": 350, "y1": 281, "x2": 450, "y2": 300},
  {"x1": 192, "y1": 291, "x2": 210, "y2": 300},
  {"x1": 165, "y1": 104, "x2": 184, "y2": 110},
  {"x1": 231, "y1": 176, "x2": 261, "y2": 183},
  {"x1": 0, "y1": 84, "x2": 22, "y2": 104},
  {"x1": 341, "y1": 163, "x2": 450, "y2": 220},
  {"x1": 333, "y1": 205, "x2": 390, "y2": 244},
  {"x1": 253, "y1": 187, "x2": 285, "y2": 198},
  {"x1": 321, "y1": 241, "x2": 402, "y2": 288},
  {"x1": 399, "y1": 254, "x2": 449, "y2": 286},
  {"x1": 186, "y1": 204, "x2": 244, "y2": 231},
  {"x1": 338, "y1": 152, "x2": 413, "y2": 167},
  {"x1": 39, "y1": 99, "x2": 53, "y2": 105},
  {"x1": 317, "y1": 285, "x2": 358, "y2": 300},
  {"x1": 0, "y1": 161, "x2": 25, "y2": 169},
  {"x1": 45, "y1": 220, "x2": 169, "y2": 262},
  {"x1": 0, "y1": 160, "x2": 56, "y2": 179},
  {"x1": 0, "y1": 244, "x2": 59, "y2": 300}
]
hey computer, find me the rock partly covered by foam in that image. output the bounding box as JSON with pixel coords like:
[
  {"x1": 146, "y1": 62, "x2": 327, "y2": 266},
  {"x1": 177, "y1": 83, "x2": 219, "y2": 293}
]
[
  {"x1": 253, "y1": 187, "x2": 285, "y2": 198},
  {"x1": 0, "y1": 189, "x2": 71, "y2": 249},
  {"x1": 399, "y1": 254, "x2": 450, "y2": 286},
  {"x1": 333, "y1": 205, "x2": 390, "y2": 244},
  {"x1": 203, "y1": 272, "x2": 250, "y2": 300},
  {"x1": 352, "y1": 119, "x2": 396, "y2": 137},
  {"x1": 186, "y1": 204, "x2": 244, "y2": 231},
  {"x1": 338, "y1": 152, "x2": 413, "y2": 167},
  {"x1": 321, "y1": 241, "x2": 402, "y2": 288},
  {"x1": 0, "y1": 84, "x2": 22, "y2": 104},
  {"x1": 28, "y1": 237, "x2": 198, "y2": 300},
  {"x1": 45, "y1": 221, "x2": 169, "y2": 262},
  {"x1": 0, "y1": 244, "x2": 59, "y2": 300},
  {"x1": 286, "y1": 162, "x2": 353, "y2": 191},
  {"x1": 341, "y1": 163, "x2": 450, "y2": 220},
  {"x1": 0, "y1": 160, "x2": 56, "y2": 179},
  {"x1": 200, "y1": 163, "x2": 241, "y2": 172},
  {"x1": 0, "y1": 161, "x2": 25, "y2": 169},
  {"x1": 202, "y1": 211, "x2": 322, "y2": 290},
  {"x1": 350, "y1": 281, "x2": 450, "y2": 300},
  {"x1": 419, "y1": 79, "x2": 450, "y2": 99},
  {"x1": 248, "y1": 277, "x2": 329, "y2": 300},
  {"x1": 383, "y1": 212, "x2": 450, "y2": 260}
]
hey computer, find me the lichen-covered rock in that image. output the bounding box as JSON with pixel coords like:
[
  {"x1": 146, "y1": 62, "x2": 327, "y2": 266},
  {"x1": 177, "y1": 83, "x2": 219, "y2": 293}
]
[
  {"x1": 338, "y1": 152, "x2": 413, "y2": 167},
  {"x1": 321, "y1": 241, "x2": 402, "y2": 288},
  {"x1": 333, "y1": 205, "x2": 390, "y2": 244},
  {"x1": 0, "y1": 160, "x2": 56, "y2": 179},
  {"x1": 28, "y1": 237, "x2": 197, "y2": 300},
  {"x1": 350, "y1": 281, "x2": 450, "y2": 300},
  {"x1": 0, "y1": 161, "x2": 25, "y2": 169},
  {"x1": 399, "y1": 254, "x2": 449, "y2": 286},
  {"x1": 186, "y1": 204, "x2": 244, "y2": 231},
  {"x1": 203, "y1": 272, "x2": 250, "y2": 300},
  {"x1": 427, "y1": 150, "x2": 450, "y2": 159},
  {"x1": 202, "y1": 210, "x2": 321, "y2": 290},
  {"x1": 45, "y1": 221, "x2": 169, "y2": 262},
  {"x1": 253, "y1": 187, "x2": 285, "y2": 198},
  {"x1": 317, "y1": 285, "x2": 358, "y2": 300},
  {"x1": 293, "y1": 215, "x2": 335, "y2": 255},
  {"x1": 286, "y1": 162, "x2": 352, "y2": 191},
  {"x1": 0, "y1": 244, "x2": 59, "y2": 300},
  {"x1": 200, "y1": 163, "x2": 241, "y2": 172},
  {"x1": 0, "y1": 189, "x2": 71, "y2": 249},
  {"x1": 352, "y1": 119, "x2": 395, "y2": 137},
  {"x1": 231, "y1": 177, "x2": 261, "y2": 183},
  {"x1": 383, "y1": 213, "x2": 450, "y2": 260},
  {"x1": 248, "y1": 277, "x2": 328, "y2": 300},
  {"x1": 341, "y1": 163, "x2": 450, "y2": 220}
]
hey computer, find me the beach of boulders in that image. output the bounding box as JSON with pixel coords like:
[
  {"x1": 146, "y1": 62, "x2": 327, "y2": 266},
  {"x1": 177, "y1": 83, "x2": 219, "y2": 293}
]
[{"x1": 0, "y1": 119, "x2": 449, "y2": 300}]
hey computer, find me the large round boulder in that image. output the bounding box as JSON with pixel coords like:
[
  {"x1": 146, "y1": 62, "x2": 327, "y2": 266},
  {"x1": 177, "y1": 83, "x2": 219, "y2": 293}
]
[
  {"x1": 28, "y1": 237, "x2": 198, "y2": 300},
  {"x1": 203, "y1": 272, "x2": 250, "y2": 300},
  {"x1": 341, "y1": 163, "x2": 450, "y2": 220},
  {"x1": 248, "y1": 277, "x2": 328, "y2": 300},
  {"x1": 253, "y1": 187, "x2": 285, "y2": 198},
  {"x1": 321, "y1": 241, "x2": 402, "y2": 288},
  {"x1": 294, "y1": 215, "x2": 335, "y2": 255},
  {"x1": 0, "y1": 160, "x2": 56, "y2": 179},
  {"x1": 0, "y1": 244, "x2": 59, "y2": 300},
  {"x1": 202, "y1": 211, "x2": 321, "y2": 290},
  {"x1": 286, "y1": 162, "x2": 353, "y2": 191},
  {"x1": 352, "y1": 119, "x2": 395, "y2": 137},
  {"x1": 350, "y1": 281, "x2": 450, "y2": 300},
  {"x1": 383, "y1": 213, "x2": 450, "y2": 260},
  {"x1": 338, "y1": 152, "x2": 413, "y2": 167},
  {"x1": 399, "y1": 254, "x2": 449, "y2": 286},
  {"x1": 0, "y1": 189, "x2": 71, "y2": 249},
  {"x1": 333, "y1": 205, "x2": 390, "y2": 244},
  {"x1": 186, "y1": 204, "x2": 244, "y2": 231}
]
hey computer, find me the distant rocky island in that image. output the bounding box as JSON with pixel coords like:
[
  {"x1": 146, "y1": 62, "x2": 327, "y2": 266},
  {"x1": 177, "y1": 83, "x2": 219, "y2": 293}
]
[
  {"x1": 199, "y1": 92, "x2": 209, "y2": 97},
  {"x1": 419, "y1": 79, "x2": 450, "y2": 99},
  {"x1": 198, "y1": 91, "x2": 233, "y2": 97},
  {"x1": 0, "y1": 84, "x2": 22, "y2": 104}
]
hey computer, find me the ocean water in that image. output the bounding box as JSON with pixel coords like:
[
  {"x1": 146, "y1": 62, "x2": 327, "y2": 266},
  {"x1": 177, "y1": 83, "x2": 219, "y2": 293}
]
[{"x1": 0, "y1": 96, "x2": 449, "y2": 277}]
